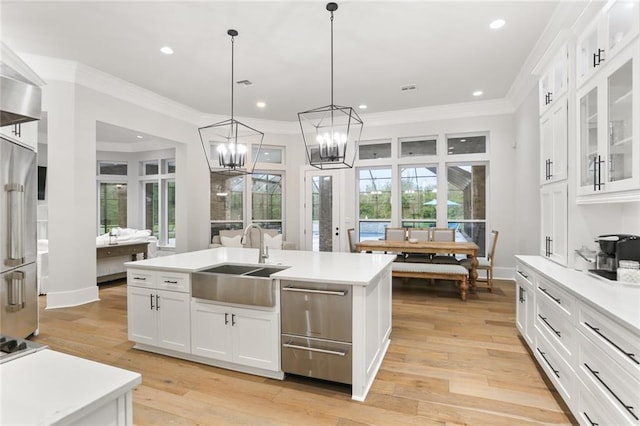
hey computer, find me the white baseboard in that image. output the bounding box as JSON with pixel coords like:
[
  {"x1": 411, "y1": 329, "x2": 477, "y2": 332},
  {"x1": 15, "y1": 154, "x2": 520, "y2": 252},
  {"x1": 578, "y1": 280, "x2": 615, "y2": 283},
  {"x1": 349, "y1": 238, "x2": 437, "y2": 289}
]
[{"x1": 45, "y1": 285, "x2": 99, "y2": 309}]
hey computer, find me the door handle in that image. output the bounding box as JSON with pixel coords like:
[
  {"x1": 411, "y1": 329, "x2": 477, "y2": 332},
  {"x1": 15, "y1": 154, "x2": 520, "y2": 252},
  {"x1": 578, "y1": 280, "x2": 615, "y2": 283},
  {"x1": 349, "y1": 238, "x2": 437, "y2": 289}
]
[
  {"x1": 155, "y1": 294, "x2": 160, "y2": 310},
  {"x1": 4, "y1": 183, "x2": 25, "y2": 267},
  {"x1": 5, "y1": 271, "x2": 25, "y2": 312},
  {"x1": 283, "y1": 342, "x2": 348, "y2": 357}
]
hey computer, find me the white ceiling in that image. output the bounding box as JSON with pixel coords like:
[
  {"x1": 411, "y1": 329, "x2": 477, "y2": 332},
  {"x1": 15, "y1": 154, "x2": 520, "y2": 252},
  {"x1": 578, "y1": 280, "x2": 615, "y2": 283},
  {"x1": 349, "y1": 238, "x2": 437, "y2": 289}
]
[{"x1": 1, "y1": 1, "x2": 589, "y2": 142}]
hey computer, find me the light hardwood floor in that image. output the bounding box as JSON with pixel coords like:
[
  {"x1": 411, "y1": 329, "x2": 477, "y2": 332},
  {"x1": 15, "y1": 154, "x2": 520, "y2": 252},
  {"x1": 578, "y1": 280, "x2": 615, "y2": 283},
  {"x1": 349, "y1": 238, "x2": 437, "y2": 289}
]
[{"x1": 33, "y1": 278, "x2": 576, "y2": 425}]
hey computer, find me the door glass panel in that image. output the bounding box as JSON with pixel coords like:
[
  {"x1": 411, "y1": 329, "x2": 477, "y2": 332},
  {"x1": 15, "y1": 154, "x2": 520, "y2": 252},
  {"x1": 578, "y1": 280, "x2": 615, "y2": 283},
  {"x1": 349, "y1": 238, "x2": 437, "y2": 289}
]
[
  {"x1": 312, "y1": 175, "x2": 333, "y2": 252},
  {"x1": 98, "y1": 182, "x2": 127, "y2": 234},
  {"x1": 580, "y1": 87, "x2": 598, "y2": 186},
  {"x1": 400, "y1": 166, "x2": 437, "y2": 229},
  {"x1": 358, "y1": 168, "x2": 392, "y2": 241},
  {"x1": 144, "y1": 182, "x2": 159, "y2": 238},
  {"x1": 579, "y1": 29, "x2": 598, "y2": 80},
  {"x1": 608, "y1": 59, "x2": 633, "y2": 182},
  {"x1": 447, "y1": 164, "x2": 486, "y2": 255},
  {"x1": 607, "y1": 1, "x2": 637, "y2": 51}
]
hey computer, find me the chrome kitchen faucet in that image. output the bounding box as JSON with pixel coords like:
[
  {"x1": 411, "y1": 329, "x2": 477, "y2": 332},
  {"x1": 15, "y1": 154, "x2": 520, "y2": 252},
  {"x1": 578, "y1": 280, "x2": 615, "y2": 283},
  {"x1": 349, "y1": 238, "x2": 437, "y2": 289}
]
[{"x1": 241, "y1": 224, "x2": 268, "y2": 263}]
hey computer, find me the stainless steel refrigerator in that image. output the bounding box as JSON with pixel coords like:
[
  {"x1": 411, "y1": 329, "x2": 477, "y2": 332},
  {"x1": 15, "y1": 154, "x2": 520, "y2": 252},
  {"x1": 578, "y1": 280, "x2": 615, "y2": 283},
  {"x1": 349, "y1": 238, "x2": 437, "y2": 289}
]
[{"x1": 1, "y1": 136, "x2": 38, "y2": 338}]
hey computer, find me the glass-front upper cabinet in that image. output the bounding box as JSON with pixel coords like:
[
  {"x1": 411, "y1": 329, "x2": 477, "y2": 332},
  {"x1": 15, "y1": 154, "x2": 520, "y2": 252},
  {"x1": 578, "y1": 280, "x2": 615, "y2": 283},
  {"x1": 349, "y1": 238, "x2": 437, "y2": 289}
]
[
  {"x1": 577, "y1": 0, "x2": 639, "y2": 87},
  {"x1": 539, "y1": 46, "x2": 569, "y2": 116},
  {"x1": 577, "y1": 42, "x2": 639, "y2": 201}
]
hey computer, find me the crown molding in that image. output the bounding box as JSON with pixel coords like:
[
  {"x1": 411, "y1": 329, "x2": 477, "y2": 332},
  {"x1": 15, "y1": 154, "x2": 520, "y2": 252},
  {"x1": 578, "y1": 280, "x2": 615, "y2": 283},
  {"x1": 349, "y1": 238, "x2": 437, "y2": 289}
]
[{"x1": 1, "y1": 42, "x2": 47, "y2": 86}]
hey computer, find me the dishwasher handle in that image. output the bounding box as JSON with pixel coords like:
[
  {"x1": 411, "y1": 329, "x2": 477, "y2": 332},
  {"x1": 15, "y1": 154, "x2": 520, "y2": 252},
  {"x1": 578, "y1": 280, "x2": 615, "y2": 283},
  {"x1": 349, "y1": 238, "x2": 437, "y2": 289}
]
[
  {"x1": 283, "y1": 342, "x2": 347, "y2": 357},
  {"x1": 282, "y1": 286, "x2": 347, "y2": 296}
]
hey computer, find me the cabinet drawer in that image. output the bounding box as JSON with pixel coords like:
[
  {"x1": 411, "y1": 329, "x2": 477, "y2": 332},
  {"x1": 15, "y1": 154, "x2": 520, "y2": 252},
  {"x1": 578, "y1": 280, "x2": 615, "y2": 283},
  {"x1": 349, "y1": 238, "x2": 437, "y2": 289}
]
[
  {"x1": 515, "y1": 262, "x2": 535, "y2": 286},
  {"x1": 127, "y1": 269, "x2": 155, "y2": 289},
  {"x1": 534, "y1": 331, "x2": 574, "y2": 405},
  {"x1": 157, "y1": 271, "x2": 190, "y2": 293},
  {"x1": 536, "y1": 275, "x2": 574, "y2": 317},
  {"x1": 536, "y1": 294, "x2": 575, "y2": 360},
  {"x1": 281, "y1": 334, "x2": 352, "y2": 385},
  {"x1": 578, "y1": 301, "x2": 640, "y2": 381},
  {"x1": 578, "y1": 331, "x2": 640, "y2": 423},
  {"x1": 577, "y1": 379, "x2": 630, "y2": 426}
]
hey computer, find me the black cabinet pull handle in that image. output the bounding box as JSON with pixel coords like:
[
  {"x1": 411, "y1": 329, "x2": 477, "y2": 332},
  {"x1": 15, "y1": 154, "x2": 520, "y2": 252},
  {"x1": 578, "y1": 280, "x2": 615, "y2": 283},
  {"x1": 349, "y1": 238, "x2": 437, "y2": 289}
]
[
  {"x1": 516, "y1": 270, "x2": 529, "y2": 279},
  {"x1": 593, "y1": 48, "x2": 605, "y2": 67},
  {"x1": 538, "y1": 314, "x2": 561, "y2": 337},
  {"x1": 150, "y1": 294, "x2": 154, "y2": 310},
  {"x1": 164, "y1": 280, "x2": 178, "y2": 284},
  {"x1": 155, "y1": 294, "x2": 160, "y2": 310},
  {"x1": 224, "y1": 313, "x2": 229, "y2": 325},
  {"x1": 537, "y1": 348, "x2": 559, "y2": 378},
  {"x1": 232, "y1": 314, "x2": 236, "y2": 326},
  {"x1": 133, "y1": 276, "x2": 146, "y2": 281},
  {"x1": 583, "y1": 412, "x2": 598, "y2": 426},
  {"x1": 539, "y1": 287, "x2": 561, "y2": 305},
  {"x1": 584, "y1": 363, "x2": 637, "y2": 420},
  {"x1": 584, "y1": 322, "x2": 638, "y2": 365}
]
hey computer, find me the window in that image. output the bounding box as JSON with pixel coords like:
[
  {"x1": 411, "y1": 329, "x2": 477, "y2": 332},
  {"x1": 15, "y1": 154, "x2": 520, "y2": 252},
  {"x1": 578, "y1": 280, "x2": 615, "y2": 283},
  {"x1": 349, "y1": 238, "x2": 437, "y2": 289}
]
[
  {"x1": 399, "y1": 136, "x2": 437, "y2": 157},
  {"x1": 358, "y1": 168, "x2": 392, "y2": 241},
  {"x1": 447, "y1": 134, "x2": 487, "y2": 155},
  {"x1": 98, "y1": 183, "x2": 127, "y2": 234},
  {"x1": 400, "y1": 166, "x2": 437, "y2": 229},
  {"x1": 251, "y1": 173, "x2": 282, "y2": 231},
  {"x1": 253, "y1": 146, "x2": 284, "y2": 164},
  {"x1": 97, "y1": 161, "x2": 128, "y2": 235},
  {"x1": 141, "y1": 159, "x2": 176, "y2": 247},
  {"x1": 210, "y1": 174, "x2": 245, "y2": 237},
  {"x1": 447, "y1": 163, "x2": 487, "y2": 255},
  {"x1": 359, "y1": 140, "x2": 392, "y2": 160}
]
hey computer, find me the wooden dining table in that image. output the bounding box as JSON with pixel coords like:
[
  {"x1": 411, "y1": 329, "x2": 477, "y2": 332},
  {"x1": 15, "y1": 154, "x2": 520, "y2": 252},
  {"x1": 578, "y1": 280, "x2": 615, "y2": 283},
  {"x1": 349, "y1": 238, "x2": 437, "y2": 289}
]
[{"x1": 355, "y1": 239, "x2": 480, "y2": 288}]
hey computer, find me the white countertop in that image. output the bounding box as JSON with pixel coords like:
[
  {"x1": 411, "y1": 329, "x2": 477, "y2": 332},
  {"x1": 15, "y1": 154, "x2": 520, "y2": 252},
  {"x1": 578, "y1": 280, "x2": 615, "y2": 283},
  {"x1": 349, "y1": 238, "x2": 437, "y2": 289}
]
[
  {"x1": 0, "y1": 349, "x2": 141, "y2": 425},
  {"x1": 126, "y1": 247, "x2": 396, "y2": 285},
  {"x1": 516, "y1": 255, "x2": 640, "y2": 331}
]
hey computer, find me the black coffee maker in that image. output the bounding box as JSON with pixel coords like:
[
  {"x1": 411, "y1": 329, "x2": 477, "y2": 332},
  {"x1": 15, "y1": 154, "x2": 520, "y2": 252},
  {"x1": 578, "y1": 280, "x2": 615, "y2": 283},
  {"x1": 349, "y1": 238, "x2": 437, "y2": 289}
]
[{"x1": 591, "y1": 234, "x2": 640, "y2": 280}]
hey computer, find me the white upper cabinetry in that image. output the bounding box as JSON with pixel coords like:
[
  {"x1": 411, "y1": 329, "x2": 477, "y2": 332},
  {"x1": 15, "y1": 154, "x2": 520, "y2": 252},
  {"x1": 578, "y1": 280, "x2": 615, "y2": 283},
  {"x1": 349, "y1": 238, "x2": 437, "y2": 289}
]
[
  {"x1": 576, "y1": 40, "x2": 639, "y2": 202},
  {"x1": 577, "y1": 0, "x2": 639, "y2": 88},
  {"x1": 539, "y1": 45, "x2": 569, "y2": 116}
]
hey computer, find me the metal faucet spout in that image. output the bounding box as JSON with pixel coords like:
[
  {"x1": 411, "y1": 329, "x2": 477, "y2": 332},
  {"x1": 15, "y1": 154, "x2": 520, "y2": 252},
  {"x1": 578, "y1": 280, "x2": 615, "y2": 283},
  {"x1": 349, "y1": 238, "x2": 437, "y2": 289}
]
[{"x1": 242, "y1": 223, "x2": 268, "y2": 263}]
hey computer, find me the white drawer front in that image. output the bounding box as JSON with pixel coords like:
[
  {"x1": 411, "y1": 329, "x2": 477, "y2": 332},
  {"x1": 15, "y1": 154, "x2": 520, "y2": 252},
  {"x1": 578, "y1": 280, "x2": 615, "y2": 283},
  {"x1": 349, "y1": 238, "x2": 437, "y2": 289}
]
[
  {"x1": 536, "y1": 275, "x2": 574, "y2": 317},
  {"x1": 578, "y1": 332, "x2": 640, "y2": 424},
  {"x1": 578, "y1": 301, "x2": 640, "y2": 381},
  {"x1": 536, "y1": 294, "x2": 575, "y2": 360},
  {"x1": 157, "y1": 271, "x2": 190, "y2": 293},
  {"x1": 535, "y1": 331, "x2": 574, "y2": 405},
  {"x1": 577, "y1": 379, "x2": 631, "y2": 426},
  {"x1": 127, "y1": 269, "x2": 155, "y2": 289},
  {"x1": 515, "y1": 262, "x2": 535, "y2": 286}
]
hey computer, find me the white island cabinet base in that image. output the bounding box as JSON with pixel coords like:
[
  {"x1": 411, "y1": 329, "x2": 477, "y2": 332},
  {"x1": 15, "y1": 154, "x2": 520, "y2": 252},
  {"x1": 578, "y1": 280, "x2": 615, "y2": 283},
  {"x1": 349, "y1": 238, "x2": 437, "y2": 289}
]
[
  {"x1": 0, "y1": 349, "x2": 141, "y2": 425},
  {"x1": 126, "y1": 247, "x2": 395, "y2": 401}
]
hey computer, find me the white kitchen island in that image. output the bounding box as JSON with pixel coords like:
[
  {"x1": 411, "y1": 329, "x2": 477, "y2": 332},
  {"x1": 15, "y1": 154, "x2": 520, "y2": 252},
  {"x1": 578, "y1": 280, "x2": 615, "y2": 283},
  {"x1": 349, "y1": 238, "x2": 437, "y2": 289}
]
[
  {"x1": 125, "y1": 247, "x2": 395, "y2": 401},
  {"x1": 0, "y1": 349, "x2": 141, "y2": 425}
]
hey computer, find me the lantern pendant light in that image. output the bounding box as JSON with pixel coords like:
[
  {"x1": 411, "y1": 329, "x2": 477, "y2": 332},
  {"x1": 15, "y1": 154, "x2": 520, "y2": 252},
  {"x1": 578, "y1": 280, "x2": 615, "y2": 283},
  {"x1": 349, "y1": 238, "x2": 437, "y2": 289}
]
[
  {"x1": 198, "y1": 29, "x2": 264, "y2": 175},
  {"x1": 298, "y1": 2, "x2": 363, "y2": 170}
]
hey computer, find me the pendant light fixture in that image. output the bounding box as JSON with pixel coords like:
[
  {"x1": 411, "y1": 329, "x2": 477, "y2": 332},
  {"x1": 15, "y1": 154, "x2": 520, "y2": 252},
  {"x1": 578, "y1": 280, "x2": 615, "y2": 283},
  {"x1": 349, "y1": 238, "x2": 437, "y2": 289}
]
[
  {"x1": 298, "y1": 2, "x2": 363, "y2": 170},
  {"x1": 199, "y1": 29, "x2": 264, "y2": 175}
]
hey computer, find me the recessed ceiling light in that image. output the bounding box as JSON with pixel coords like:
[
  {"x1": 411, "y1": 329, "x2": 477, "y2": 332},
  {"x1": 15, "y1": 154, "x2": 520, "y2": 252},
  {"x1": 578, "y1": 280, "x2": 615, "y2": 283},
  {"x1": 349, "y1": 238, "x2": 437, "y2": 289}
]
[
  {"x1": 160, "y1": 46, "x2": 174, "y2": 55},
  {"x1": 472, "y1": 91, "x2": 483, "y2": 97},
  {"x1": 256, "y1": 101, "x2": 266, "y2": 108},
  {"x1": 490, "y1": 19, "x2": 505, "y2": 29},
  {"x1": 136, "y1": 135, "x2": 143, "y2": 139},
  {"x1": 359, "y1": 104, "x2": 368, "y2": 109}
]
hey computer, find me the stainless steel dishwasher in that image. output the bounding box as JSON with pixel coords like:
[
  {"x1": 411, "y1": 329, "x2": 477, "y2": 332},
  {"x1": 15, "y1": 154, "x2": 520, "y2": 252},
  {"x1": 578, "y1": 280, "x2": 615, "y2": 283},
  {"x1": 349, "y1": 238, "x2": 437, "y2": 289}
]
[{"x1": 280, "y1": 280, "x2": 352, "y2": 385}]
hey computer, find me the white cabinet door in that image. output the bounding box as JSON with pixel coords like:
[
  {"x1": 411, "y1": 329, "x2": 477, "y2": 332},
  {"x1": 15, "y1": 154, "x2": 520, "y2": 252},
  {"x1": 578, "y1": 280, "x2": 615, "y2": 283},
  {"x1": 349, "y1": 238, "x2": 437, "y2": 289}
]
[
  {"x1": 232, "y1": 309, "x2": 279, "y2": 371},
  {"x1": 515, "y1": 265, "x2": 535, "y2": 348},
  {"x1": 539, "y1": 45, "x2": 569, "y2": 116},
  {"x1": 540, "y1": 100, "x2": 568, "y2": 184},
  {"x1": 156, "y1": 290, "x2": 191, "y2": 353},
  {"x1": 540, "y1": 182, "x2": 568, "y2": 265},
  {"x1": 0, "y1": 121, "x2": 38, "y2": 150},
  {"x1": 127, "y1": 286, "x2": 157, "y2": 346},
  {"x1": 191, "y1": 302, "x2": 233, "y2": 361},
  {"x1": 577, "y1": 37, "x2": 639, "y2": 201}
]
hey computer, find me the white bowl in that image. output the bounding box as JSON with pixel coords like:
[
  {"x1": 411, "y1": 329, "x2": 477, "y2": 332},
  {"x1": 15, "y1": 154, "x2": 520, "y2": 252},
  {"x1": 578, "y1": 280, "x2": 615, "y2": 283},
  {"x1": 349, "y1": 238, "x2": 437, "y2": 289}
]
[{"x1": 408, "y1": 238, "x2": 418, "y2": 243}]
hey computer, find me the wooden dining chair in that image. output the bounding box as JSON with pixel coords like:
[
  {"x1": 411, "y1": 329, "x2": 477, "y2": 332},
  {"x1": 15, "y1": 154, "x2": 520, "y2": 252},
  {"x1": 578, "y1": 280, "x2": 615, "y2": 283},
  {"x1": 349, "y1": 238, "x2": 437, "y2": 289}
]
[
  {"x1": 347, "y1": 228, "x2": 357, "y2": 253},
  {"x1": 430, "y1": 227, "x2": 459, "y2": 264},
  {"x1": 461, "y1": 230, "x2": 499, "y2": 291},
  {"x1": 405, "y1": 228, "x2": 430, "y2": 263}
]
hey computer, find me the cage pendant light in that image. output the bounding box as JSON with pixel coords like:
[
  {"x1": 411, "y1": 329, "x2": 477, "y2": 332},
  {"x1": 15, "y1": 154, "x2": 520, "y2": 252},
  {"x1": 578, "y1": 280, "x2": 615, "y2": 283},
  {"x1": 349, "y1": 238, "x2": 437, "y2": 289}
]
[
  {"x1": 298, "y1": 2, "x2": 363, "y2": 170},
  {"x1": 198, "y1": 29, "x2": 264, "y2": 175}
]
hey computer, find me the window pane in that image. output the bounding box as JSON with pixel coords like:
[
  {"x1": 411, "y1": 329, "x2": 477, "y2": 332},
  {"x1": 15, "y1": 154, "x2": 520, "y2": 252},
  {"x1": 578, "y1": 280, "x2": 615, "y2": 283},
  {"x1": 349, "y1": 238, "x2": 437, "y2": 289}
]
[
  {"x1": 252, "y1": 173, "x2": 282, "y2": 230},
  {"x1": 400, "y1": 137, "x2": 437, "y2": 157},
  {"x1": 167, "y1": 180, "x2": 176, "y2": 245},
  {"x1": 452, "y1": 221, "x2": 487, "y2": 256},
  {"x1": 253, "y1": 146, "x2": 283, "y2": 164},
  {"x1": 401, "y1": 166, "x2": 437, "y2": 225},
  {"x1": 98, "y1": 183, "x2": 127, "y2": 234},
  {"x1": 144, "y1": 182, "x2": 159, "y2": 238},
  {"x1": 447, "y1": 164, "x2": 487, "y2": 254},
  {"x1": 211, "y1": 174, "x2": 244, "y2": 222},
  {"x1": 142, "y1": 161, "x2": 159, "y2": 175},
  {"x1": 359, "y1": 221, "x2": 390, "y2": 241},
  {"x1": 164, "y1": 159, "x2": 176, "y2": 174},
  {"x1": 98, "y1": 161, "x2": 127, "y2": 175},
  {"x1": 447, "y1": 135, "x2": 486, "y2": 155},
  {"x1": 359, "y1": 141, "x2": 391, "y2": 160},
  {"x1": 358, "y1": 168, "x2": 392, "y2": 220}
]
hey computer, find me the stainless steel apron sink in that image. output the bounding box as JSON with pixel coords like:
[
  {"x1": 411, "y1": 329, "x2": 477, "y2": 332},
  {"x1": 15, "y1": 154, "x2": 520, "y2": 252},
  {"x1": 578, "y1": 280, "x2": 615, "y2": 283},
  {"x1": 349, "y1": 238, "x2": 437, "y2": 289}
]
[{"x1": 192, "y1": 264, "x2": 289, "y2": 307}]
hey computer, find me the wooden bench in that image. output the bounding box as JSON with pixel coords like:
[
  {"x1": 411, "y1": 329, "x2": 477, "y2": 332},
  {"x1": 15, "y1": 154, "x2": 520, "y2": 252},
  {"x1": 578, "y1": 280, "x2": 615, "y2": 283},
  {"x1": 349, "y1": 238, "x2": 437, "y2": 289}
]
[{"x1": 391, "y1": 262, "x2": 470, "y2": 301}]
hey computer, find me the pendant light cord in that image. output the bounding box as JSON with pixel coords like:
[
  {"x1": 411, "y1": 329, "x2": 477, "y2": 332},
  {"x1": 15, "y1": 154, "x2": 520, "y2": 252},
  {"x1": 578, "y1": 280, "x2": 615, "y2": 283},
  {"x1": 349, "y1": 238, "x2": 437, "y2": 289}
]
[
  {"x1": 230, "y1": 34, "x2": 235, "y2": 122},
  {"x1": 330, "y1": 9, "x2": 334, "y2": 107}
]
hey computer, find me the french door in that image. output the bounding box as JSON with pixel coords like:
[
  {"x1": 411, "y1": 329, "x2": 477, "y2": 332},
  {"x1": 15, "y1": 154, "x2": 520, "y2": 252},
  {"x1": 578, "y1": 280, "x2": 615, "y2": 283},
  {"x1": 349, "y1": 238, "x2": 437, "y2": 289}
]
[{"x1": 303, "y1": 169, "x2": 341, "y2": 252}]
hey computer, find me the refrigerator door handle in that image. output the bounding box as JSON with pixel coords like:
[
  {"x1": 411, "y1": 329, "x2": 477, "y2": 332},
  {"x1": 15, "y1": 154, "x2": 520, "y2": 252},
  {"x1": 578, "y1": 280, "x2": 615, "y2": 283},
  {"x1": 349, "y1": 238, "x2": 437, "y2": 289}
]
[
  {"x1": 5, "y1": 270, "x2": 26, "y2": 312},
  {"x1": 5, "y1": 183, "x2": 25, "y2": 267}
]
